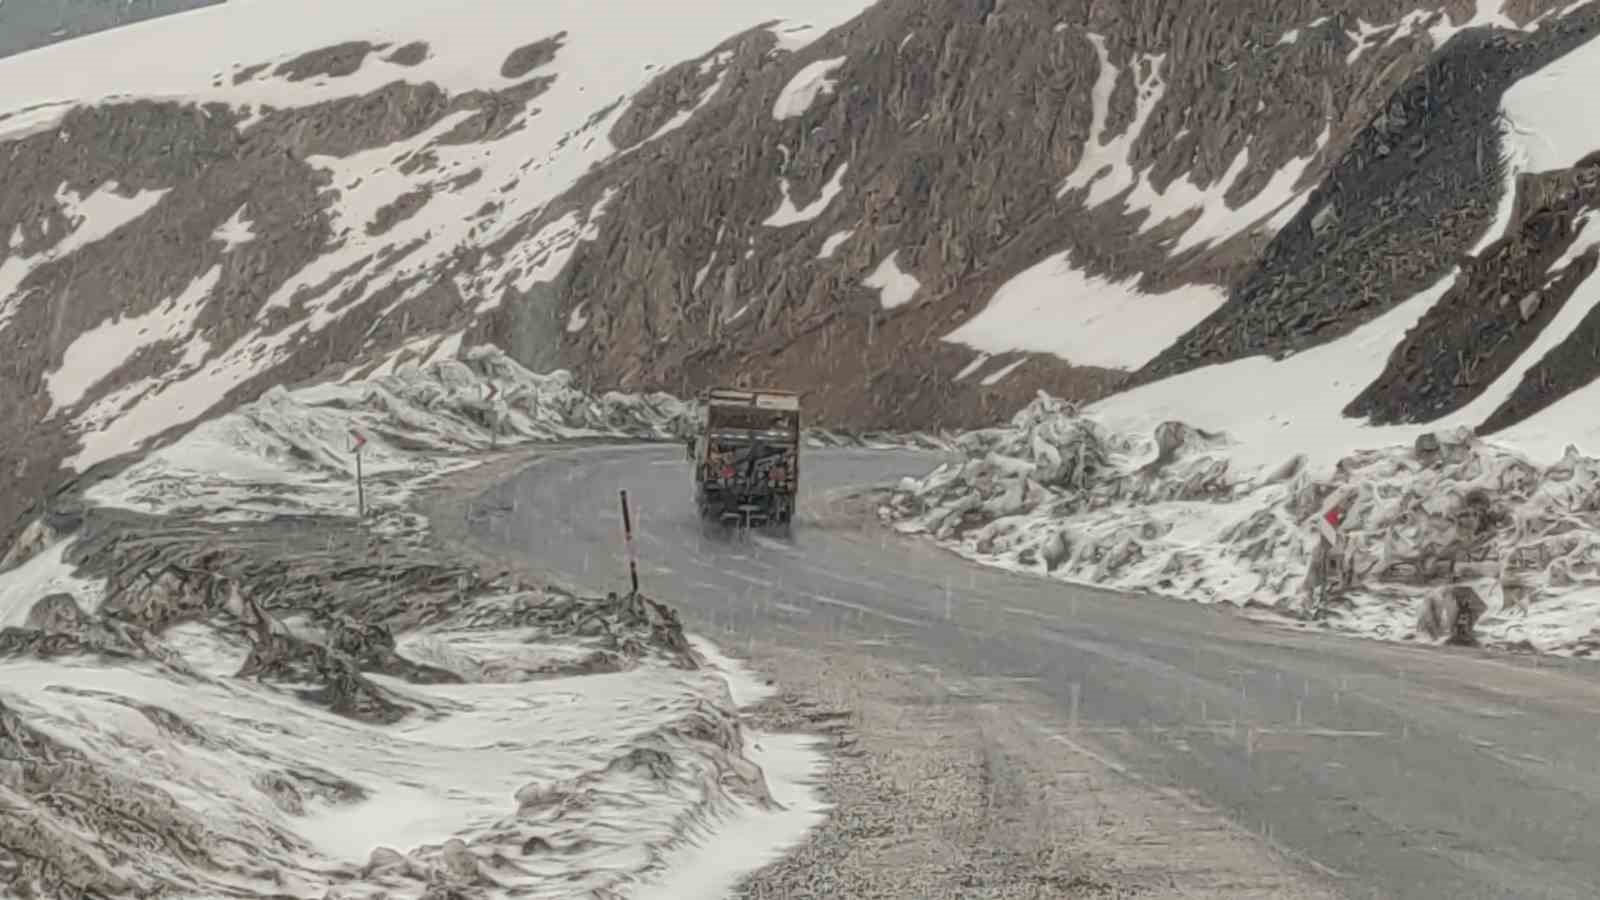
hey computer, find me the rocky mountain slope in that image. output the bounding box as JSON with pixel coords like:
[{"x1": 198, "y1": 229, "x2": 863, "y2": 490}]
[{"x1": 5, "y1": 0, "x2": 1600, "y2": 551}]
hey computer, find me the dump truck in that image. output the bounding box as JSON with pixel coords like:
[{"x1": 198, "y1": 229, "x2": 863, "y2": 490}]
[{"x1": 686, "y1": 387, "x2": 801, "y2": 529}]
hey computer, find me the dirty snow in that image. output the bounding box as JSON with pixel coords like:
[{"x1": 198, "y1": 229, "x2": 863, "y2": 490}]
[
  {"x1": 87, "y1": 346, "x2": 693, "y2": 524},
  {"x1": 2, "y1": 346, "x2": 831, "y2": 897},
  {"x1": 772, "y1": 56, "x2": 847, "y2": 119},
  {"x1": 954, "y1": 352, "x2": 991, "y2": 381},
  {"x1": 45, "y1": 265, "x2": 222, "y2": 415},
  {"x1": 0, "y1": 623, "x2": 819, "y2": 898},
  {"x1": 863, "y1": 250, "x2": 920, "y2": 309},
  {"x1": 765, "y1": 162, "x2": 849, "y2": 227},
  {"x1": 944, "y1": 250, "x2": 1227, "y2": 369},
  {"x1": 0, "y1": 540, "x2": 106, "y2": 627},
  {"x1": 885, "y1": 394, "x2": 1600, "y2": 657}
]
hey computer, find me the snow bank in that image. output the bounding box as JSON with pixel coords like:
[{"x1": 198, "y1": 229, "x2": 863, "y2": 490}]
[
  {"x1": 1, "y1": 346, "x2": 830, "y2": 897},
  {"x1": 0, "y1": 595, "x2": 812, "y2": 898},
  {"x1": 87, "y1": 345, "x2": 693, "y2": 525},
  {"x1": 883, "y1": 393, "x2": 1600, "y2": 656}
]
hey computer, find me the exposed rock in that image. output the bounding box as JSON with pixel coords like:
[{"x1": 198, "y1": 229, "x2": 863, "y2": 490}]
[
  {"x1": 1346, "y1": 156, "x2": 1600, "y2": 425},
  {"x1": 274, "y1": 41, "x2": 379, "y2": 82},
  {"x1": 500, "y1": 33, "x2": 566, "y2": 79},
  {"x1": 1416, "y1": 584, "x2": 1488, "y2": 643},
  {"x1": 367, "y1": 186, "x2": 433, "y2": 236},
  {"x1": 386, "y1": 41, "x2": 430, "y2": 67},
  {"x1": 0, "y1": 516, "x2": 58, "y2": 573},
  {"x1": 22, "y1": 593, "x2": 86, "y2": 632},
  {"x1": 1141, "y1": 15, "x2": 1600, "y2": 392}
]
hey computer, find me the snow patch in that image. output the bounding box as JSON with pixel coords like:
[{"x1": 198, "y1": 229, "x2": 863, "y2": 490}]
[
  {"x1": 645, "y1": 50, "x2": 735, "y2": 143},
  {"x1": 863, "y1": 250, "x2": 920, "y2": 309},
  {"x1": 818, "y1": 228, "x2": 853, "y2": 258},
  {"x1": 1058, "y1": 36, "x2": 1166, "y2": 207},
  {"x1": 1501, "y1": 30, "x2": 1600, "y2": 174},
  {"x1": 46, "y1": 265, "x2": 222, "y2": 415},
  {"x1": 764, "y1": 162, "x2": 849, "y2": 227},
  {"x1": 1429, "y1": 0, "x2": 1521, "y2": 45},
  {"x1": 567, "y1": 301, "x2": 590, "y2": 332},
  {"x1": 980, "y1": 357, "x2": 1028, "y2": 386},
  {"x1": 0, "y1": 181, "x2": 170, "y2": 333},
  {"x1": 767, "y1": 21, "x2": 823, "y2": 53},
  {"x1": 693, "y1": 253, "x2": 717, "y2": 292},
  {"x1": 772, "y1": 56, "x2": 847, "y2": 120},
  {"x1": 944, "y1": 250, "x2": 1227, "y2": 370},
  {"x1": 211, "y1": 204, "x2": 257, "y2": 251}
]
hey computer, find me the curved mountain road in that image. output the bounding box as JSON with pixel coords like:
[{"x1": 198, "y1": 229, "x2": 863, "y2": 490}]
[{"x1": 461, "y1": 443, "x2": 1600, "y2": 900}]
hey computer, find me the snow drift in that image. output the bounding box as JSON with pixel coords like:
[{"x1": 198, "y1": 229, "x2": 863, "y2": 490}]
[{"x1": 884, "y1": 393, "x2": 1600, "y2": 657}]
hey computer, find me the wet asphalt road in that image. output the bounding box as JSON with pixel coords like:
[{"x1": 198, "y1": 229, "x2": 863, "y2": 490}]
[{"x1": 466, "y1": 443, "x2": 1600, "y2": 900}]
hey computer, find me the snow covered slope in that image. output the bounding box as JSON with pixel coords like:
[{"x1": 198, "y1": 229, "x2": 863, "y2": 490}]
[{"x1": 0, "y1": 348, "x2": 825, "y2": 898}]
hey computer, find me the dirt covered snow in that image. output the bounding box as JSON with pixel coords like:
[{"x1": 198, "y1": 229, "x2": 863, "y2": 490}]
[
  {"x1": 0, "y1": 349, "x2": 819, "y2": 899},
  {"x1": 885, "y1": 392, "x2": 1600, "y2": 656}
]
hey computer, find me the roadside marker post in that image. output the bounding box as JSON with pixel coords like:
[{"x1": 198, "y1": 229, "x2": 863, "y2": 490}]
[
  {"x1": 620, "y1": 490, "x2": 641, "y2": 597},
  {"x1": 486, "y1": 383, "x2": 500, "y2": 449},
  {"x1": 350, "y1": 429, "x2": 368, "y2": 518}
]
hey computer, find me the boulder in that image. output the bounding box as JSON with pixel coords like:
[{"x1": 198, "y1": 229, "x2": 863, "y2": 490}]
[{"x1": 1416, "y1": 585, "x2": 1488, "y2": 644}]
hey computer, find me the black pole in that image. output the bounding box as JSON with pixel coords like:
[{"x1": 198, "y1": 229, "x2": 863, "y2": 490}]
[{"x1": 620, "y1": 489, "x2": 640, "y2": 596}]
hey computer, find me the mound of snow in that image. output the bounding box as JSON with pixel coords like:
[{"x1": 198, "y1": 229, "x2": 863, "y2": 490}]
[
  {"x1": 0, "y1": 588, "x2": 805, "y2": 898},
  {"x1": 884, "y1": 393, "x2": 1600, "y2": 656},
  {"x1": 0, "y1": 347, "x2": 829, "y2": 898},
  {"x1": 88, "y1": 346, "x2": 694, "y2": 524}
]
